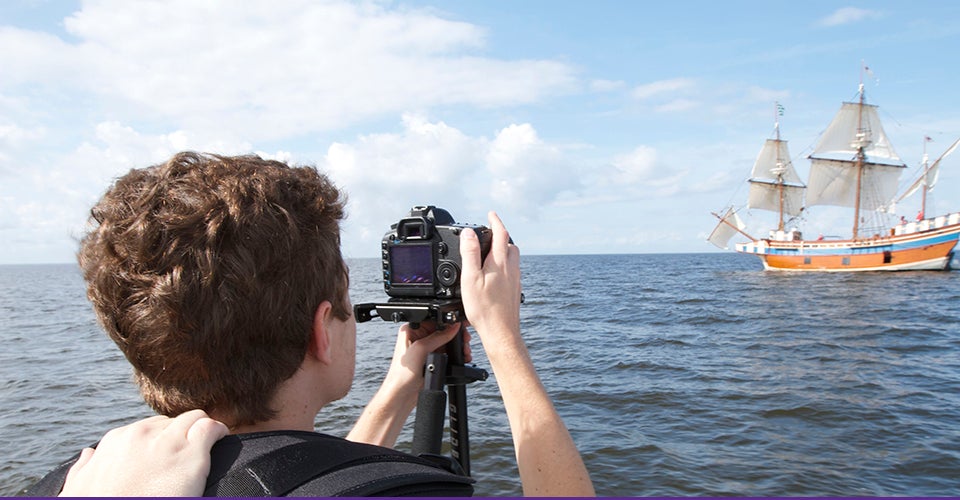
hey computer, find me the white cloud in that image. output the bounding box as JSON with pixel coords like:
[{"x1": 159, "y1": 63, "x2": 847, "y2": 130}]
[
  {"x1": 0, "y1": 0, "x2": 585, "y2": 262},
  {"x1": 627, "y1": 79, "x2": 787, "y2": 119},
  {"x1": 590, "y1": 79, "x2": 627, "y2": 93},
  {"x1": 655, "y1": 98, "x2": 699, "y2": 113},
  {"x1": 319, "y1": 116, "x2": 719, "y2": 257},
  {"x1": 0, "y1": 27, "x2": 76, "y2": 87},
  {"x1": 57, "y1": 122, "x2": 254, "y2": 194},
  {"x1": 0, "y1": 0, "x2": 577, "y2": 142},
  {"x1": 0, "y1": 123, "x2": 45, "y2": 145},
  {"x1": 627, "y1": 78, "x2": 705, "y2": 115},
  {"x1": 321, "y1": 113, "x2": 486, "y2": 256},
  {"x1": 569, "y1": 143, "x2": 697, "y2": 205},
  {"x1": 0, "y1": 1, "x2": 823, "y2": 262},
  {"x1": 323, "y1": 113, "x2": 483, "y2": 220},
  {"x1": 631, "y1": 78, "x2": 695, "y2": 100},
  {"x1": 0, "y1": 122, "x2": 46, "y2": 173},
  {"x1": 743, "y1": 86, "x2": 791, "y2": 105},
  {"x1": 485, "y1": 123, "x2": 580, "y2": 215},
  {"x1": 322, "y1": 115, "x2": 586, "y2": 256},
  {"x1": 816, "y1": 7, "x2": 882, "y2": 27},
  {"x1": 610, "y1": 146, "x2": 658, "y2": 184},
  {"x1": 0, "y1": 119, "x2": 258, "y2": 263}
]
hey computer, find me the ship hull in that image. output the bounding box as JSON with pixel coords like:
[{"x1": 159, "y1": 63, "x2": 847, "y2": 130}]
[{"x1": 734, "y1": 217, "x2": 960, "y2": 272}]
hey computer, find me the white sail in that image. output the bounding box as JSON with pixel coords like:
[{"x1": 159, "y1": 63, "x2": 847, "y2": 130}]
[
  {"x1": 811, "y1": 102, "x2": 904, "y2": 165},
  {"x1": 747, "y1": 139, "x2": 805, "y2": 215},
  {"x1": 750, "y1": 139, "x2": 804, "y2": 184},
  {"x1": 806, "y1": 100, "x2": 906, "y2": 209},
  {"x1": 748, "y1": 182, "x2": 805, "y2": 215},
  {"x1": 897, "y1": 137, "x2": 960, "y2": 202},
  {"x1": 708, "y1": 208, "x2": 746, "y2": 250},
  {"x1": 807, "y1": 159, "x2": 904, "y2": 210}
]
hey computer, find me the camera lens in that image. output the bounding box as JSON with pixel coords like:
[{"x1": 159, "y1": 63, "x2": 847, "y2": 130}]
[{"x1": 436, "y1": 261, "x2": 459, "y2": 287}]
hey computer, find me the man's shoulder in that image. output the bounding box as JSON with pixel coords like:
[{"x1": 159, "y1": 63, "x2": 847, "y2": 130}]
[{"x1": 206, "y1": 430, "x2": 474, "y2": 497}]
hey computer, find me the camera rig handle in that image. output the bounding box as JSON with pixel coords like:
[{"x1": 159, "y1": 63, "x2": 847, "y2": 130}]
[
  {"x1": 416, "y1": 324, "x2": 488, "y2": 476},
  {"x1": 411, "y1": 325, "x2": 488, "y2": 476}
]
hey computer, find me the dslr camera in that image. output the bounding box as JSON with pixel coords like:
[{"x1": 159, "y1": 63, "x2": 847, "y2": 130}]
[
  {"x1": 355, "y1": 206, "x2": 492, "y2": 326},
  {"x1": 383, "y1": 205, "x2": 491, "y2": 299}
]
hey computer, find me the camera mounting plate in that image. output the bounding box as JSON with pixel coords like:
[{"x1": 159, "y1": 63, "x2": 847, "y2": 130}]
[{"x1": 354, "y1": 298, "x2": 466, "y2": 328}]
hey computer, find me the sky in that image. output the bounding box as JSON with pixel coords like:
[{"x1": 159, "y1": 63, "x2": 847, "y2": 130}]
[{"x1": 2, "y1": 0, "x2": 960, "y2": 264}]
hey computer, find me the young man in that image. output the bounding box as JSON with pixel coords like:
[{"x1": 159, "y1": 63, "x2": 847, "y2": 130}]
[{"x1": 37, "y1": 152, "x2": 594, "y2": 496}]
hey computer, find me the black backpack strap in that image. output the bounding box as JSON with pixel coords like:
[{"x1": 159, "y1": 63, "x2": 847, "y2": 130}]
[
  {"x1": 204, "y1": 430, "x2": 474, "y2": 497},
  {"x1": 286, "y1": 457, "x2": 473, "y2": 497},
  {"x1": 22, "y1": 450, "x2": 85, "y2": 496}
]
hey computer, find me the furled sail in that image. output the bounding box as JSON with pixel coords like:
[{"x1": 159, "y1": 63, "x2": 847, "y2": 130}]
[
  {"x1": 708, "y1": 208, "x2": 746, "y2": 250},
  {"x1": 747, "y1": 139, "x2": 805, "y2": 216},
  {"x1": 806, "y1": 101, "x2": 906, "y2": 209}
]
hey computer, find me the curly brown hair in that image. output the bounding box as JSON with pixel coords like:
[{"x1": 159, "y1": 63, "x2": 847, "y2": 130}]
[{"x1": 78, "y1": 152, "x2": 350, "y2": 425}]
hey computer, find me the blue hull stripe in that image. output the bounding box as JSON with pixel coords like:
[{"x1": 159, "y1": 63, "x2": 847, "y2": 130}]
[{"x1": 759, "y1": 229, "x2": 960, "y2": 256}]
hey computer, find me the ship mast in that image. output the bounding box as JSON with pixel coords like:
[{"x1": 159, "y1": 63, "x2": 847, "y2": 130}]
[
  {"x1": 802, "y1": 65, "x2": 908, "y2": 241},
  {"x1": 852, "y1": 81, "x2": 866, "y2": 239},
  {"x1": 774, "y1": 105, "x2": 786, "y2": 231},
  {"x1": 895, "y1": 136, "x2": 959, "y2": 216},
  {"x1": 745, "y1": 103, "x2": 805, "y2": 233},
  {"x1": 921, "y1": 138, "x2": 929, "y2": 219}
]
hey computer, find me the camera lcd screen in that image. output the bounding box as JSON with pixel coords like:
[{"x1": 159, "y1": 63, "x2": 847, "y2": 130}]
[{"x1": 390, "y1": 245, "x2": 433, "y2": 284}]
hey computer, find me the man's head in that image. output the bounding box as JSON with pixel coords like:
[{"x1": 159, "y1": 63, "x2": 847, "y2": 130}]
[{"x1": 79, "y1": 152, "x2": 350, "y2": 426}]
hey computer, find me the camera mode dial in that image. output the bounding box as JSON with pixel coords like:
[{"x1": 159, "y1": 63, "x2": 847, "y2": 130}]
[{"x1": 436, "y1": 261, "x2": 459, "y2": 287}]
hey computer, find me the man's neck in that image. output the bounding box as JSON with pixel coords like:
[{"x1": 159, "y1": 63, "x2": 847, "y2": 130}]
[
  {"x1": 226, "y1": 415, "x2": 316, "y2": 435},
  {"x1": 212, "y1": 354, "x2": 342, "y2": 435}
]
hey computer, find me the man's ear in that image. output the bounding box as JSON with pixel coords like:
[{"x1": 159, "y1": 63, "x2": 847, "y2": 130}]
[{"x1": 309, "y1": 301, "x2": 333, "y2": 365}]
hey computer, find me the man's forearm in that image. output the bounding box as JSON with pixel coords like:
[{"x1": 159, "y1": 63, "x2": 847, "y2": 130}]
[{"x1": 347, "y1": 375, "x2": 418, "y2": 447}]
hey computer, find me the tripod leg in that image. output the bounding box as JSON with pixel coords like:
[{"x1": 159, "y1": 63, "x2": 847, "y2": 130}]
[
  {"x1": 447, "y1": 380, "x2": 470, "y2": 475},
  {"x1": 446, "y1": 325, "x2": 471, "y2": 475}
]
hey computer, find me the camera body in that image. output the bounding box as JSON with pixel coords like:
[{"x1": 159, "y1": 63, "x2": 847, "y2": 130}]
[{"x1": 381, "y1": 206, "x2": 491, "y2": 299}]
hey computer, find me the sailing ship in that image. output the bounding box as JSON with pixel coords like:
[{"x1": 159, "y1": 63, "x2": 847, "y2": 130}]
[{"x1": 709, "y1": 78, "x2": 960, "y2": 272}]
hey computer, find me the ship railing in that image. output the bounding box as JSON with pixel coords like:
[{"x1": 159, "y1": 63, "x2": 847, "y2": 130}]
[
  {"x1": 893, "y1": 212, "x2": 960, "y2": 236},
  {"x1": 768, "y1": 229, "x2": 803, "y2": 241}
]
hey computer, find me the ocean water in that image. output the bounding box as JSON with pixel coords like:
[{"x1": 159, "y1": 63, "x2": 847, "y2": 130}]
[{"x1": 2, "y1": 254, "x2": 959, "y2": 496}]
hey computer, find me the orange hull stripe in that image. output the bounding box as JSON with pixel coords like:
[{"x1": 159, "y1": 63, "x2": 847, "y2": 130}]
[{"x1": 762, "y1": 240, "x2": 957, "y2": 270}]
